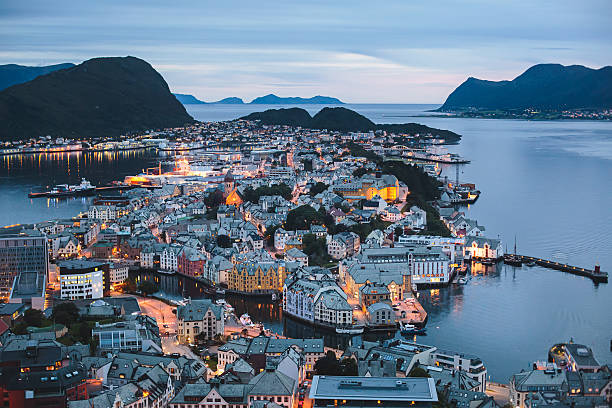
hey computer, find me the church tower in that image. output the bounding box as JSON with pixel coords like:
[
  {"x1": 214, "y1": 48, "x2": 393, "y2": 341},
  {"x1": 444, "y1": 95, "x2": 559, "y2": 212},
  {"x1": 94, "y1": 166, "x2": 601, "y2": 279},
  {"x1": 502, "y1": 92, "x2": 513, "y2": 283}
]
[{"x1": 223, "y1": 170, "x2": 235, "y2": 198}]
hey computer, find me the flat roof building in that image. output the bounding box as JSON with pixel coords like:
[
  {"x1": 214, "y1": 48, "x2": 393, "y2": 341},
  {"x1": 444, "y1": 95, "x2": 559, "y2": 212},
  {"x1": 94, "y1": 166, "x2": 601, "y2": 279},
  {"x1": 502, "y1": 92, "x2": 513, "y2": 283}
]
[{"x1": 309, "y1": 376, "x2": 438, "y2": 408}]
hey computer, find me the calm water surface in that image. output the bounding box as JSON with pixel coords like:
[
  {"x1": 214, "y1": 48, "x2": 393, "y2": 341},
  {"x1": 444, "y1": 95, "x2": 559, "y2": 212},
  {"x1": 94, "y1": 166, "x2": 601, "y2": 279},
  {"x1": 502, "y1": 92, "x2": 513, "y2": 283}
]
[{"x1": 1, "y1": 104, "x2": 610, "y2": 381}]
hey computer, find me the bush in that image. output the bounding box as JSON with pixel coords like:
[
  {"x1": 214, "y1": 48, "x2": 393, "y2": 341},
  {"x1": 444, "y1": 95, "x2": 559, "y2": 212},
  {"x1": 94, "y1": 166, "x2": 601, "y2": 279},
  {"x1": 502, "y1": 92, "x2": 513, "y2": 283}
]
[
  {"x1": 138, "y1": 280, "x2": 158, "y2": 296},
  {"x1": 52, "y1": 302, "x2": 80, "y2": 327}
]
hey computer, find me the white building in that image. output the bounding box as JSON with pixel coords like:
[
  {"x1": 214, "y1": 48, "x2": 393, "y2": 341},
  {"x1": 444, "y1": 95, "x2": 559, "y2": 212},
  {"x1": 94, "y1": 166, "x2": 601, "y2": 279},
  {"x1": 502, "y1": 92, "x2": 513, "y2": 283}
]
[
  {"x1": 463, "y1": 237, "x2": 504, "y2": 260},
  {"x1": 58, "y1": 260, "x2": 105, "y2": 300},
  {"x1": 109, "y1": 262, "x2": 129, "y2": 284},
  {"x1": 160, "y1": 245, "x2": 181, "y2": 272},
  {"x1": 327, "y1": 232, "x2": 360, "y2": 260}
]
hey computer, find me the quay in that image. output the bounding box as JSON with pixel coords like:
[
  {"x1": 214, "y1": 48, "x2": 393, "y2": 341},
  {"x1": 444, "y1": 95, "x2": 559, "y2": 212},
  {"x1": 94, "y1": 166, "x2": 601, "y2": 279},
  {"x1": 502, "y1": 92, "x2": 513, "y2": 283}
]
[
  {"x1": 28, "y1": 183, "x2": 161, "y2": 198},
  {"x1": 504, "y1": 254, "x2": 608, "y2": 283}
]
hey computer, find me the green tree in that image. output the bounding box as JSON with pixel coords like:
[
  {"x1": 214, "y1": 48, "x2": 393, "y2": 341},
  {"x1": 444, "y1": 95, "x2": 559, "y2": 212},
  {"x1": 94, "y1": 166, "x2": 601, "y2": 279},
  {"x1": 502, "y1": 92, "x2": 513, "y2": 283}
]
[
  {"x1": 309, "y1": 182, "x2": 328, "y2": 196},
  {"x1": 285, "y1": 205, "x2": 324, "y2": 231},
  {"x1": 408, "y1": 365, "x2": 431, "y2": 378},
  {"x1": 216, "y1": 234, "x2": 232, "y2": 248},
  {"x1": 138, "y1": 280, "x2": 158, "y2": 296},
  {"x1": 52, "y1": 302, "x2": 80, "y2": 327},
  {"x1": 23, "y1": 308, "x2": 45, "y2": 327},
  {"x1": 352, "y1": 167, "x2": 368, "y2": 177}
]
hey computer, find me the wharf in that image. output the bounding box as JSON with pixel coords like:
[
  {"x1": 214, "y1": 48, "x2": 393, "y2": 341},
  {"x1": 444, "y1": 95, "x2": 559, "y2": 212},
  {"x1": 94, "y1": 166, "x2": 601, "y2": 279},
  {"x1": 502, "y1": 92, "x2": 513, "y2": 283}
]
[
  {"x1": 505, "y1": 255, "x2": 608, "y2": 283},
  {"x1": 28, "y1": 183, "x2": 161, "y2": 198},
  {"x1": 395, "y1": 297, "x2": 428, "y2": 327}
]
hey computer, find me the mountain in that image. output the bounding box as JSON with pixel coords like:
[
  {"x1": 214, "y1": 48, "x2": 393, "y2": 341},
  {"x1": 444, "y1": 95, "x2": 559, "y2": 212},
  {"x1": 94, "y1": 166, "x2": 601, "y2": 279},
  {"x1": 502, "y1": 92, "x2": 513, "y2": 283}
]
[
  {"x1": 0, "y1": 63, "x2": 75, "y2": 91},
  {"x1": 241, "y1": 107, "x2": 460, "y2": 142},
  {"x1": 440, "y1": 64, "x2": 612, "y2": 111},
  {"x1": 213, "y1": 97, "x2": 244, "y2": 104},
  {"x1": 174, "y1": 93, "x2": 206, "y2": 104},
  {"x1": 249, "y1": 94, "x2": 343, "y2": 104},
  {"x1": 0, "y1": 56, "x2": 194, "y2": 141}
]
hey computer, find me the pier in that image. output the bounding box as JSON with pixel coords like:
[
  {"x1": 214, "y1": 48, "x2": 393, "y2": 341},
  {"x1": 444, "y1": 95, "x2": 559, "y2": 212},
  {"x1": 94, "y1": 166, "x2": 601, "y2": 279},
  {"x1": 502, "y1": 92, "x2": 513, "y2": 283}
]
[{"x1": 504, "y1": 255, "x2": 608, "y2": 283}]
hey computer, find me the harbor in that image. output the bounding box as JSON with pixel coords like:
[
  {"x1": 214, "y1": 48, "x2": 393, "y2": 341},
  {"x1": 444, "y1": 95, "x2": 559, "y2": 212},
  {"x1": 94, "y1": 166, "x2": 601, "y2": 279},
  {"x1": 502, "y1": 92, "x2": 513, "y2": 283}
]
[{"x1": 504, "y1": 254, "x2": 608, "y2": 283}]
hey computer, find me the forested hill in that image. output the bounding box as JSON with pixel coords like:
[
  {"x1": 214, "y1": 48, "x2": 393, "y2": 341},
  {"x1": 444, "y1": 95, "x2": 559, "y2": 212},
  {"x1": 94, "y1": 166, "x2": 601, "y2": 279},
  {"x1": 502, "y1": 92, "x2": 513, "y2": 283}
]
[{"x1": 241, "y1": 107, "x2": 461, "y2": 143}]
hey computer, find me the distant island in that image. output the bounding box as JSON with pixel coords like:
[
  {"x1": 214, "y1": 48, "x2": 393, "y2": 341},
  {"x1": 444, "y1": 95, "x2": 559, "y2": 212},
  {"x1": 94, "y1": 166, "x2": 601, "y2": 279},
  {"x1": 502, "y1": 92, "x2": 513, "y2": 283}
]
[
  {"x1": 241, "y1": 107, "x2": 461, "y2": 143},
  {"x1": 439, "y1": 64, "x2": 612, "y2": 118},
  {"x1": 0, "y1": 56, "x2": 193, "y2": 141},
  {"x1": 0, "y1": 63, "x2": 75, "y2": 91},
  {"x1": 249, "y1": 94, "x2": 343, "y2": 104},
  {"x1": 174, "y1": 93, "x2": 341, "y2": 105},
  {"x1": 173, "y1": 94, "x2": 245, "y2": 104}
]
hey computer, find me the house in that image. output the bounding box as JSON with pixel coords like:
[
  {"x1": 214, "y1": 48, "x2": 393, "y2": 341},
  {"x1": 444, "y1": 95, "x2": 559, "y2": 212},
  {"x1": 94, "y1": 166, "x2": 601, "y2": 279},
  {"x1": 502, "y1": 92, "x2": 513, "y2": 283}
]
[
  {"x1": 285, "y1": 248, "x2": 308, "y2": 266},
  {"x1": 366, "y1": 302, "x2": 396, "y2": 326},
  {"x1": 463, "y1": 237, "x2": 504, "y2": 260},
  {"x1": 176, "y1": 299, "x2": 224, "y2": 344},
  {"x1": 327, "y1": 232, "x2": 360, "y2": 260}
]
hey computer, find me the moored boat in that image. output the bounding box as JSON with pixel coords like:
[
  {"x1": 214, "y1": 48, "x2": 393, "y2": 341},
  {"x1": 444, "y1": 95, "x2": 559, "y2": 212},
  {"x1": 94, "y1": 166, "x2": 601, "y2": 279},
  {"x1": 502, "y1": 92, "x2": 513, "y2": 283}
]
[
  {"x1": 399, "y1": 322, "x2": 427, "y2": 335},
  {"x1": 335, "y1": 326, "x2": 365, "y2": 334}
]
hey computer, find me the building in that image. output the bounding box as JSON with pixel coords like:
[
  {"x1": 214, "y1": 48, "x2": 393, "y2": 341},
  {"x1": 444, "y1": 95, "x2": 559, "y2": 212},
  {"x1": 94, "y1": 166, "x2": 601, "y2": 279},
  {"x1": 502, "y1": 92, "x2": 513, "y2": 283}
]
[
  {"x1": 176, "y1": 299, "x2": 224, "y2": 344},
  {"x1": 309, "y1": 376, "x2": 438, "y2": 408},
  {"x1": 92, "y1": 315, "x2": 162, "y2": 354},
  {"x1": 0, "y1": 339, "x2": 88, "y2": 408},
  {"x1": 463, "y1": 237, "x2": 504, "y2": 260},
  {"x1": 510, "y1": 368, "x2": 568, "y2": 408},
  {"x1": 228, "y1": 262, "x2": 286, "y2": 294},
  {"x1": 359, "y1": 282, "x2": 391, "y2": 308},
  {"x1": 109, "y1": 262, "x2": 129, "y2": 284},
  {"x1": 0, "y1": 228, "x2": 48, "y2": 302},
  {"x1": 58, "y1": 260, "x2": 108, "y2": 300},
  {"x1": 327, "y1": 232, "x2": 360, "y2": 260},
  {"x1": 366, "y1": 302, "x2": 395, "y2": 326},
  {"x1": 331, "y1": 173, "x2": 400, "y2": 202},
  {"x1": 432, "y1": 348, "x2": 488, "y2": 392},
  {"x1": 177, "y1": 246, "x2": 206, "y2": 278}
]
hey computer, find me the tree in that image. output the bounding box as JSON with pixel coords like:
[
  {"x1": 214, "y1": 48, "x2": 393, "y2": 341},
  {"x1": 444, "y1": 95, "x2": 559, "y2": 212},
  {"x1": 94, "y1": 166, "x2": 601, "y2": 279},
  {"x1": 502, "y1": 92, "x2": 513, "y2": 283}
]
[
  {"x1": 394, "y1": 226, "x2": 404, "y2": 239},
  {"x1": 408, "y1": 365, "x2": 431, "y2": 378},
  {"x1": 264, "y1": 224, "x2": 280, "y2": 246},
  {"x1": 204, "y1": 190, "x2": 224, "y2": 208},
  {"x1": 124, "y1": 277, "x2": 138, "y2": 292},
  {"x1": 285, "y1": 205, "x2": 324, "y2": 231},
  {"x1": 23, "y1": 308, "x2": 45, "y2": 327},
  {"x1": 217, "y1": 234, "x2": 232, "y2": 248},
  {"x1": 52, "y1": 302, "x2": 80, "y2": 327},
  {"x1": 309, "y1": 182, "x2": 328, "y2": 197},
  {"x1": 352, "y1": 167, "x2": 368, "y2": 177},
  {"x1": 314, "y1": 351, "x2": 358, "y2": 376},
  {"x1": 138, "y1": 280, "x2": 158, "y2": 296}
]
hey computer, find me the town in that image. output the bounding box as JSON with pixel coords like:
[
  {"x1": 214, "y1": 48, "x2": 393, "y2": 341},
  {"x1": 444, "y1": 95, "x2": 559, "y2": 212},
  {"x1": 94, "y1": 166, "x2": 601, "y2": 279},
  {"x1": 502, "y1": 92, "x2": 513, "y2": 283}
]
[{"x1": 0, "y1": 118, "x2": 609, "y2": 408}]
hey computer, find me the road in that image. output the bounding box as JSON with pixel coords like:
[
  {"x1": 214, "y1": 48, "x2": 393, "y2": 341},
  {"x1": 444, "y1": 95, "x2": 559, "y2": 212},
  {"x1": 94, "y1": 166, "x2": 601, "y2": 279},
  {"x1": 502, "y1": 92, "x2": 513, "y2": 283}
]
[{"x1": 486, "y1": 382, "x2": 510, "y2": 406}]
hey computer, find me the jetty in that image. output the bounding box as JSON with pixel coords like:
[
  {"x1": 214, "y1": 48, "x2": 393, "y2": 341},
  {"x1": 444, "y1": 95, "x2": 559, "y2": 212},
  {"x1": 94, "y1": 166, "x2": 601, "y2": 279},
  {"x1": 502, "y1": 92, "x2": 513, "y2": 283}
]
[{"x1": 504, "y1": 254, "x2": 608, "y2": 283}]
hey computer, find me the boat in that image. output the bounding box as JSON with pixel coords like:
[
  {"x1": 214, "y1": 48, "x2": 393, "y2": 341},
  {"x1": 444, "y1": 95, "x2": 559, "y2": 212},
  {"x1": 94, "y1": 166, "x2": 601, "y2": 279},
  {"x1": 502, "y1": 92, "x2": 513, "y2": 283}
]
[
  {"x1": 458, "y1": 277, "x2": 468, "y2": 285},
  {"x1": 240, "y1": 313, "x2": 253, "y2": 326},
  {"x1": 158, "y1": 269, "x2": 176, "y2": 275},
  {"x1": 29, "y1": 178, "x2": 96, "y2": 198},
  {"x1": 504, "y1": 236, "x2": 523, "y2": 266},
  {"x1": 335, "y1": 326, "x2": 364, "y2": 335},
  {"x1": 216, "y1": 288, "x2": 226, "y2": 295},
  {"x1": 526, "y1": 261, "x2": 536, "y2": 267},
  {"x1": 399, "y1": 322, "x2": 427, "y2": 335},
  {"x1": 481, "y1": 259, "x2": 496, "y2": 266},
  {"x1": 271, "y1": 293, "x2": 277, "y2": 301}
]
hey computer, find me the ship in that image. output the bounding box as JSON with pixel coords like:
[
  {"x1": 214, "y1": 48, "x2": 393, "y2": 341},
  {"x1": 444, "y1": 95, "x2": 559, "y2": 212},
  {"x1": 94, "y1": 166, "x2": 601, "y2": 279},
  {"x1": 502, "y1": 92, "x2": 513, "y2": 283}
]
[
  {"x1": 335, "y1": 326, "x2": 365, "y2": 335},
  {"x1": 29, "y1": 178, "x2": 96, "y2": 198},
  {"x1": 399, "y1": 322, "x2": 427, "y2": 335}
]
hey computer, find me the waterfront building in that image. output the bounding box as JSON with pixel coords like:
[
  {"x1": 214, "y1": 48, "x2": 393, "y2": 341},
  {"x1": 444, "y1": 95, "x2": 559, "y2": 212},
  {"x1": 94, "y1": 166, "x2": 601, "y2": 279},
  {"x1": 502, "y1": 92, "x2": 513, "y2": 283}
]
[
  {"x1": 309, "y1": 376, "x2": 438, "y2": 408},
  {"x1": 397, "y1": 235, "x2": 464, "y2": 264},
  {"x1": 283, "y1": 269, "x2": 352, "y2": 327},
  {"x1": 432, "y1": 348, "x2": 488, "y2": 392},
  {"x1": 177, "y1": 246, "x2": 206, "y2": 277},
  {"x1": 227, "y1": 261, "x2": 286, "y2": 294},
  {"x1": 359, "y1": 282, "x2": 391, "y2": 308},
  {"x1": 58, "y1": 259, "x2": 108, "y2": 300},
  {"x1": 563, "y1": 343, "x2": 602, "y2": 373},
  {"x1": 0, "y1": 228, "x2": 48, "y2": 302},
  {"x1": 463, "y1": 236, "x2": 504, "y2": 260},
  {"x1": 510, "y1": 368, "x2": 568, "y2": 408},
  {"x1": 176, "y1": 299, "x2": 224, "y2": 344},
  {"x1": 366, "y1": 302, "x2": 395, "y2": 326},
  {"x1": 109, "y1": 262, "x2": 129, "y2": 284}
]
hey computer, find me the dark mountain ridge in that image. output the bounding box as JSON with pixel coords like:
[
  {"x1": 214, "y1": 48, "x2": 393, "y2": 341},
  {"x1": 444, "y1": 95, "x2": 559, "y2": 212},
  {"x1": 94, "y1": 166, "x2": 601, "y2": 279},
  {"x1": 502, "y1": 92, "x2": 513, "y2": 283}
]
[
  {"x1": 440, "y1": 64, "x2": 612, "y2": 111},
  {"x1": 241, "y1": 107, "x2": 461, "y2": 142},
  {"x1": 0, "y1": 63, "x2": 75, "y2": 91},
  {"x1": 0, "y1": 56, "x2": 194, "y2": 141}
]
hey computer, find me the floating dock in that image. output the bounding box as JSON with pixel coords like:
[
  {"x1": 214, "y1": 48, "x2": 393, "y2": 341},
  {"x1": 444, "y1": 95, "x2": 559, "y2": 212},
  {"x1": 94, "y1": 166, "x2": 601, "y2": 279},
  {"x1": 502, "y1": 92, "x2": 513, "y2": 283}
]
[{"x1": 505, "y1": 255, "x2": 608, "y2": 283}]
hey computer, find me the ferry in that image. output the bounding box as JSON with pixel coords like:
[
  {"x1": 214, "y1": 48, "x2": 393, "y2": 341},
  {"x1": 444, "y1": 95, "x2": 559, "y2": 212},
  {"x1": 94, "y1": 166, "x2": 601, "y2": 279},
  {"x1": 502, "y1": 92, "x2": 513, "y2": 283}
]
[
  {"x1": 335, "y1": 326, "x2": 365, "y2": 335},
  {"x1": 29, "y1": 178, "x2": 96, "y2": 198}
]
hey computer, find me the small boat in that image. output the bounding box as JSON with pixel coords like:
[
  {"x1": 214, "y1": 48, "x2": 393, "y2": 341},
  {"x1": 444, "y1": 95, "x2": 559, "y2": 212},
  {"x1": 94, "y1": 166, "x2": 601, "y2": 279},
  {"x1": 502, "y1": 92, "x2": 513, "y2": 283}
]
[
  {"x1": 526, "y1": 261, "x2": 536, "y2": 267},
  {"x1": 335, "y1": 326, "x2": 364, "y2": 335},
  {"x1": 503, "y1": 255, "x2": 523, "y2": 266},
  {"x1": 458, "y1": 277, "x2": 468, "y2": 285},
  {"x1": 158, "y1": 269, "x2": 176, "y2": 275},
  {"x1": 271, "y1": 293, "x2": 277, "y2": 301},
  {"x1": 399, "y1": 322, "x2": 427, "y2": 335},
  {"x1": 216, "y1": 288, "x2": 226, "y2": 295},
  {"x1": 240, "y1": 313, "x2": 253, "y2": 326},
  {"x1": 481, "y1": 259, "x2": 496, "y2": 266}
]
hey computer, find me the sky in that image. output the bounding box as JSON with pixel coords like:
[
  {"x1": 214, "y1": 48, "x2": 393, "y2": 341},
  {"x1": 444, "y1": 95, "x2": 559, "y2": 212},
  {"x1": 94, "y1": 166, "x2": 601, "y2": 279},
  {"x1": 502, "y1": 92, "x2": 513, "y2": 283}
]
[{"x1": 1, "y1": 0, "x2": 611, "y2": 103}]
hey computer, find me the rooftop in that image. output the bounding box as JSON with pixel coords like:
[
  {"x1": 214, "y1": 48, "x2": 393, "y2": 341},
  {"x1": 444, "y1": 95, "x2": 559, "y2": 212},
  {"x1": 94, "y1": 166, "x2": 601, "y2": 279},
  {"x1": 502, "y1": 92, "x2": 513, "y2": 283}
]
[{"x1": 309, "y1": 376, "x2": 438, "y2": 402}]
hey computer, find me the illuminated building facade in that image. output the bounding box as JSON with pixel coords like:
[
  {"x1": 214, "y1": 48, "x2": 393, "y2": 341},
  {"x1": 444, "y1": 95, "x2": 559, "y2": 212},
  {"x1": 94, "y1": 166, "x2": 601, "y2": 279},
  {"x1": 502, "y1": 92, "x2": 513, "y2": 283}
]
[
  {"x1": 332, "y1": 173, "x2": 399, "y2": 202},
  {"x1": 227, "y1": 262, "x2": 286, "y2": 294}
]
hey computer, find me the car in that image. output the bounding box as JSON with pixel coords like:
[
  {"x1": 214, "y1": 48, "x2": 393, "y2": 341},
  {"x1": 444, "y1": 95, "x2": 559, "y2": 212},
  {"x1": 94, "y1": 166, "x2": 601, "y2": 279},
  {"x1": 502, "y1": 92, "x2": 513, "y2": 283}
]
[
  {"x1": 353, "y1": 305, "x2": 360, "y2": 310},
  {"x1": 163, "y1": 324, "x2": 169, "y2": 328}
]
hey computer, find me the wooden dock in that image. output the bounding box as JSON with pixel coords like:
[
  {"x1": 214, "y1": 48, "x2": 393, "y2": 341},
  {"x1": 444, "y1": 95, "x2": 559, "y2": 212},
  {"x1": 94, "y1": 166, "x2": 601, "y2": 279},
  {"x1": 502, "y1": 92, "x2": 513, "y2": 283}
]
[{"x1": 505, "y1": 255, "x2": 608, "y2": 283}]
